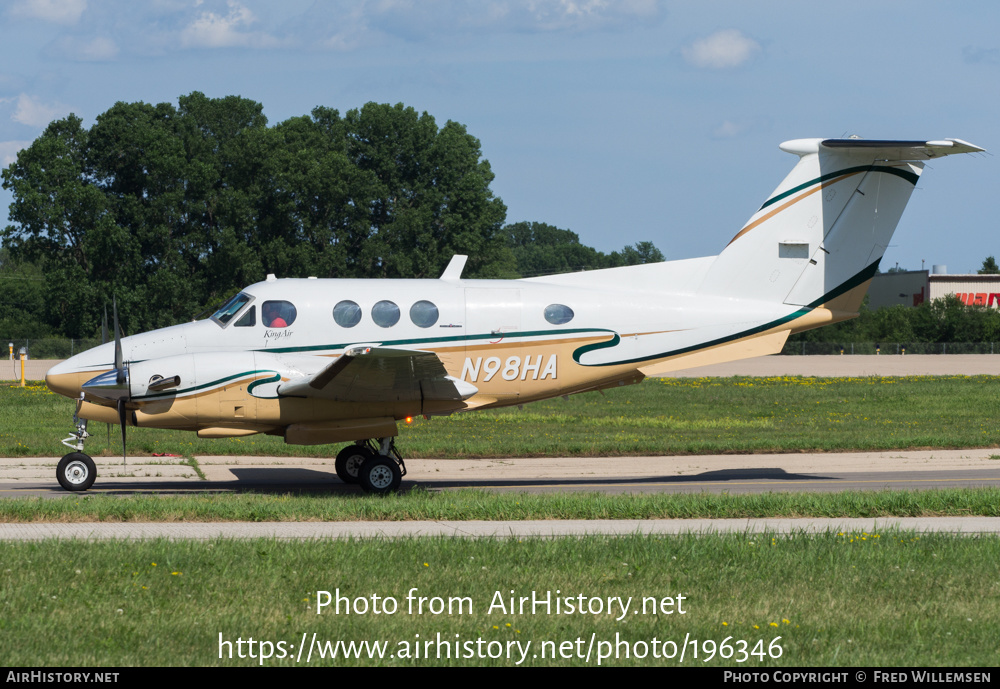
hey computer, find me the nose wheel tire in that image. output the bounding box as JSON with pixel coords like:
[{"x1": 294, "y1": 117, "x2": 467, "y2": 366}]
[
  {"x1": 57, "y1": 452, "x2": 97, "y2": 492},
  {"x1": 335, "y1": 445, "x2": 374, "y2": 484},
  {"x1": 358, "y1": 455, "x2": 402, "y2": 494}
]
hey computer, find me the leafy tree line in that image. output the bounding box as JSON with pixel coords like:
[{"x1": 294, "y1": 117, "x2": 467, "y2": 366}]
[
  {"x1": 1, "y1": 93, "x2": 662, "y2": 339},
  {"x1": 505, "y1": 221, "x2": 663, "y2": 276},
  {"x1": 788, "y1": 256, "x2": 1000, "y2": 346},
  {"x1": 787, "y1": 295, "x2": 1000, "y2": 345}
]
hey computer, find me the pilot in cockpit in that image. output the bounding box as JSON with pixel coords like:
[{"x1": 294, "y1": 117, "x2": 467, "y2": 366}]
[{"x1": 263, "y1": 302, "x2": 288, "y2": 328}]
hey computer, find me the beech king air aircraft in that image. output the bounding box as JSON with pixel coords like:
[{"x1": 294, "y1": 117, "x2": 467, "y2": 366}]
[{"x1": 46, "y1": 137, "x2": 983, "y2": 493}]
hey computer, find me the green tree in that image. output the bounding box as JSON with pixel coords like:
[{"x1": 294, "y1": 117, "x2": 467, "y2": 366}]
[
  {"x1": 1, "y1": 94, "x2": 516, "y2": 336},
  {"x1": 978, "y1": 256, "x2": 1000, "y2": 274},
  {"x1": 0, "y1": 248, "x2": 50, "y2": 338},
  {"x1": 504, "y1": 221, "x2": 664, "y2": 277}
]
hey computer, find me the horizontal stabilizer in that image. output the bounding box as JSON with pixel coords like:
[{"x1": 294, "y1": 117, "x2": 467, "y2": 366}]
[{"x1": 779, "y1": 137, "x2": 984, "y2": 160}]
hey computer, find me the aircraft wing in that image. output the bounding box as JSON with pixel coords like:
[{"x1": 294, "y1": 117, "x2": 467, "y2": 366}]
[{"x1": 277, "y1": 346, "x2": 478, "y2": 403}]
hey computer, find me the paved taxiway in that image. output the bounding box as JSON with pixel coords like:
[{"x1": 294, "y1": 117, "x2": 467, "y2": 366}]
[
  {"x1": 4, "y1": 355, "x2": 999, "y2": 535},
  {"x1": 2, "y1": 448, "x2": 1000, "y2": 499},
  {"x1": 3, "y1": 517, "x2": 1000, "y2": 541}
]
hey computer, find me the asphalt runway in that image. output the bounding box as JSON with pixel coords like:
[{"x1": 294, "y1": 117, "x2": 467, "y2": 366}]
[
  {"x1": 5, "y1": 356, "x2": 1000, "y2": 535},
  {"x1": 3, "y1": 449, "x2": 1000, "y2": 499}
]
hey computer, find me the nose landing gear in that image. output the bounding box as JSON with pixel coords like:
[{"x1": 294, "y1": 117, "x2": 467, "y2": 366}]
[
  {"x1": 57, "y1": 452, "x2": 96, "y2": 492},
  {"x1": 58, "y1": 396, "x2": 96, "y2": 491}
]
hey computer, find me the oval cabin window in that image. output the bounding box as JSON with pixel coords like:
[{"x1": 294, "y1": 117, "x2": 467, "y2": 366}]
[
  {"x1": 543, "y1": 304, "x2": 574, "y2": 325},
  {"x1": 372, "y1": 300, "x2": 400, "y2": 328},
  {"x1": 409, "y1": 300, "x2": 439, "y2": 328},
  {"x1": 333, "y1": 300, "x2": 362, "y2": 328}
]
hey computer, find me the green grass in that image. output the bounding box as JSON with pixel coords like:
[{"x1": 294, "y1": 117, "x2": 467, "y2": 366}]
[
  {"x1": 8, "y1": 374, "x2": 1000, "y2": 458},
  {"x1": 1, "y1": 534, "x2": 997, "y2": 666},
  {"x1": 3, "y1": 487, "x2": 1000, "y2": 522},
  {"x1": 6, "y1": 377, "x2": 1000, "y2": 668}
]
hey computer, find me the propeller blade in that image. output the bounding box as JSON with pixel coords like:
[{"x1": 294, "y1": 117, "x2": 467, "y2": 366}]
[
  {"x1": 113, "y1": 297, "x2": 124, "y2": 384},
  {"x1": 117, "y1": 397, "x2": 127, "y2": 471},
  {"x1": 102, "y1": 306, "x2": 108, "y2": 345}
]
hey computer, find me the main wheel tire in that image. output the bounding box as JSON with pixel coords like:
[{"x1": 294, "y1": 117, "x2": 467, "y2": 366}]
[
  {"x1": 335, "y1": 445, "x2": 373, "y2": 484},
  {"x1": 57, "y1": 452, "x2": 96, "y2": 492},
  {"x1": 358, "y1": 455, "x2": 402, "y2": 494}
]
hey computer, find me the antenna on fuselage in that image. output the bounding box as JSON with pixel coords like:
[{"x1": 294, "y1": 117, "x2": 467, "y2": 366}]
[{"x1": 440, "y1": 255, "x2": 468, "y2": 280}]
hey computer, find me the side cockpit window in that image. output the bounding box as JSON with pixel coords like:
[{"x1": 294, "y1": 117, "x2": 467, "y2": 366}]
[
  {"x1": 263, "y1": 301, "x2": 297, "y2": 328},
  {"x1": 234, "y1": 306, "x2": 256, "y2": 327}
]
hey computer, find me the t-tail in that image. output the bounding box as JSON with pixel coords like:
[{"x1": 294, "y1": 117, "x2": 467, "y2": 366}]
[{"x1": 697, "y1": 138, "x2": 984, "y2": 326}]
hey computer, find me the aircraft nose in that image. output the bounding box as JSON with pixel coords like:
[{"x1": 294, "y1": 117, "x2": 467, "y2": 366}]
[
  {"x1": 45, "y1": 357, "x2": 97, "y2": 399},
  {"x1": 45, "y1": 360, "x2": 78, "y2": 397}
]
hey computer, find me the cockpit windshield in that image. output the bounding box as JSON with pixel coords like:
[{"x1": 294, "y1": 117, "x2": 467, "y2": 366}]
[{"x1": 210, "y1": 293, "x2": 253, "y2": 327}]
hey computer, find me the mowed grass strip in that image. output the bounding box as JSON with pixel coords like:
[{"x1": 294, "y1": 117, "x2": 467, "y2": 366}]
[
  {"x1": 3, "y1": 487, "x2": 1000, "y2": 522},
  {"x1": 7, "y1": 374, "x2": 1000, "y2": 458},
  {"x1": 1, "y1": 534, "x2": 996, "y2": 666}
]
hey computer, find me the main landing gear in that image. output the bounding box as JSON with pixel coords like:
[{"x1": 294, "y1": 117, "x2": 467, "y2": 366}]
[
  {"x1": 335, "y1": 438, "x2": 406, "y2": 494},
  {"x1": 57, "y1": 400, "x2": 96, "y2": 491}
]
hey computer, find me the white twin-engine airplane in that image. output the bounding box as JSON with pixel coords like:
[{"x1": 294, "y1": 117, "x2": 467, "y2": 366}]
[{"x1": 46, "y1": 137, "x2": 983, "y2": 493}]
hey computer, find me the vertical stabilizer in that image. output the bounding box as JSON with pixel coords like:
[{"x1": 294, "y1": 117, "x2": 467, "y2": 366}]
[{"x1": 697, "y1": 138, "x2": 982, "y2": 313}]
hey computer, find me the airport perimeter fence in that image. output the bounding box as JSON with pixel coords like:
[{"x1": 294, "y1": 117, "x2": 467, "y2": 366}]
[
  {"x1": 4, "y1": 338, "x2": 102, "y2": 360},
  {"x1": 6, "y1": 337, "x2": 1000, "y2": 360},
  {"x1": 780, "y1": 341, "x2": 1000, "y2": 355}
]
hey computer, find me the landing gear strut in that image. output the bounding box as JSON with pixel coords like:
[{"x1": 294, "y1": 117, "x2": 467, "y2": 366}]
[
  {"x1": 338, "y1": 438, "x2": 405, "y2": 494},
  {"x1": 58, "y1": 395, "x2": 96, "y2": 491}
]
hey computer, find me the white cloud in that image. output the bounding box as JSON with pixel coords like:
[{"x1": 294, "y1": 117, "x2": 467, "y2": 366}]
[
  {"x1": 10, "y1": 94, "x2": 69, "y2": 128},
  {"x1": 301, "y1": 0, "x2": 664, "y2": 49},
  {"x1": 683, "y1": 29, "x2": 761, "y2": 69},
  {"x1": 9, "y1": 0, "x2": 86, "y2": 25},
  {"x1": 0, "y1": 141, "x2": 32, "y2": 167},
  {"x1": 712, "y1": 120, "x2": 749, "y2": 139},
  {"x1": 52, "y1": 35, "x2": 119, "y2": 61},
  {"x1": 512, "y1": 0, "x2": 661, "y2": 30},
  {"x1": 180, "y1": 0, "x2": 278, "y2": 49}
]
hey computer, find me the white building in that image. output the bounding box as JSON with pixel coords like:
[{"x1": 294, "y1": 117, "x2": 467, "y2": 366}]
[{"x1": 867, "y1": 268, "x2": 1000, "y2": 309}]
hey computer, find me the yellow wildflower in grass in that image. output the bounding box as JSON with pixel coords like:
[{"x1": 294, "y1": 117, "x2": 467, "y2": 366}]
[{"x1": 770, "y1": 622, "x2": 778, "y2": 627}]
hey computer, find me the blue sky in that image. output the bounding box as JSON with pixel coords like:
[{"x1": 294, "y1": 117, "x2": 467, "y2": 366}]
[{"x1": 1, "y1": 0, "x2": 997, "y2": 274}]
